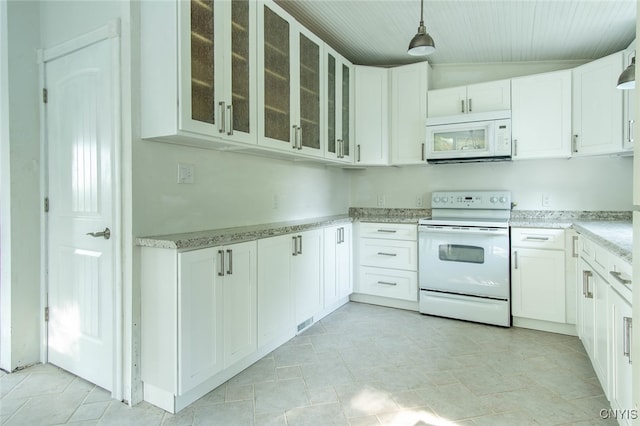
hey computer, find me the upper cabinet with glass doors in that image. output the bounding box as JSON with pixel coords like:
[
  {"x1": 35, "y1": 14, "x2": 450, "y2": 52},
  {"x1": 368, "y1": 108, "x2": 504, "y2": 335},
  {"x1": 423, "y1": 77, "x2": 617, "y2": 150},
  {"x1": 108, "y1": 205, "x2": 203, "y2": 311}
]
[
  {"x1": 140, "y1": 0, "x2": 257, "y2": 147},
  {"x1": 257, "y1": 0, "x2": 325, "y2": 159},
  {"x1": 325, "y1": 46, "x2": 354, "y2": 163}
]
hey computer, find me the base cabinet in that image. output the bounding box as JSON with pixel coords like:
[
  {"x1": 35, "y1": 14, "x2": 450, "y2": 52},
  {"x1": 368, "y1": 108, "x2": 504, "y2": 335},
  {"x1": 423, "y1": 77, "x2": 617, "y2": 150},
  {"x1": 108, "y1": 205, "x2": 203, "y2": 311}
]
[
  {"x1": 324, "y1": 224, "x2": 353, "y2": 309},
  {"x1": 576, "y1": 232, "x2": 633, "y2": 420},
  {"x1": 610, "y1": 288, "x2": 633, "y2": 424},
  {"x1": 292, "y1": 229, "x2": 324, "y2": 327},
  {"x1": 141, "y1": 241, "x2": 257, "y2": 413}
]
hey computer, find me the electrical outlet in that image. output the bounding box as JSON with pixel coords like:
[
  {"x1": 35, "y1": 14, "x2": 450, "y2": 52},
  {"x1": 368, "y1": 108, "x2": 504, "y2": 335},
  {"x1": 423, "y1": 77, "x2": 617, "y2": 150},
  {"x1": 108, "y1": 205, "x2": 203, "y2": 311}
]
[
  {"x1": 416, "y1": 195, "x2": 423, "y2": 207},
  {"x1": 542, "y1": 193, "x2": 552, "y2": 207},
  {"x1": 377, "y1": 194, "x2": 386, "y2": 207},
  {"x1": 177, "y1": 163, "x2": 195, "y2": 184}
]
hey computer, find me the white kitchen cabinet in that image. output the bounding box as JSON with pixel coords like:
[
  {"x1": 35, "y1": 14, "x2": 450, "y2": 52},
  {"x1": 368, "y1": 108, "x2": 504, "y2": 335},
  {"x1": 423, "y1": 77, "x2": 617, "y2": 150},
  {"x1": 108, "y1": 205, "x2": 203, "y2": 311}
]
[
  {"x1": 510, "y1": 228, "x2": 567, "y2": 326},
  {"x1": 354, "y1": 66, "x2": 390, "y2": 165},
  {"x1": 390, "y1": 62, "x2": 431, "y2": 165},
  {"x1": 177, "y1": 247, "x2": 223, "y2": 395},
  {"x1": 140, "y1": 240, "x2": 257, "y2": 413},
  {"x1": 578, "y1": 257, "x2": 596, "y2": 356},
  {"x1": 324, "y1": 224, "x2": 352, "y2": 309},
  {"x1": 427, "y1": 79, "x2": 510, "y2": 117},
  {"x1": 325, "y1": 46, "x2": 354, "y2": 163},
  {"x1": 592, "y1": 271, "x2": 609, "y2": 394},
  {"x1": 141, "y1": 0, "x2": 257, "y2": 147},
  {"x1": 257, "y1": 234, "x2": 295, "y2": 349},
  {"x1": 257, "y1": 0, "x2": 325, "y2": 158},
  {"x1": 291, "y1": 229, "x2": 324, "y2": 327},
  {"x1": 572, "y1": 51, "x2": 624, "y2": 156},
  {"x1": 609, "y1": 287, "x2": 633, "y2": 424},
  {"x1": 354, "y1": 222, "x2": 418, "y2": 305},
  {"x1": 511, "y1": 70, "x2": 572, "y2": 159},
  {"x1": 622, "y1": 48, "x2": 635, "y2": 152}
]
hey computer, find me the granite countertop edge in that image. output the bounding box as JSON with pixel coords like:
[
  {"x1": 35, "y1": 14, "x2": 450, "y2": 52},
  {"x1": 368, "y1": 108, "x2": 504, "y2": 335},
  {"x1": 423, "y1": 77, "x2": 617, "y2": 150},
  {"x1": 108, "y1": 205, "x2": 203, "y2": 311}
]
[{"x1": 136, "y1": 215, "x2": 352, "y2": 250}]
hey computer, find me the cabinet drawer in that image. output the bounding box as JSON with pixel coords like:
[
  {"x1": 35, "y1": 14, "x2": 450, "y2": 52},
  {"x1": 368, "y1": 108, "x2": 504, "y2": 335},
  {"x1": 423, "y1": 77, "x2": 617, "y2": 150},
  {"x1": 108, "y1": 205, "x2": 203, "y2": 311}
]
[
  {"x1": 359, "y1": 223, "x2": 417, "y2": 241},
  {"x1": 511, "y1": 228, "x2": 565, "y2": 249},
  {"x1": 608, "y1": 252, "x2": 632, "y2": 302},
  {"x1": 358, "y1": 266, "x2": 418, "y2": 301},
  {"x1": 359, "y1": 239, "x2": 417, "y2": 271}
]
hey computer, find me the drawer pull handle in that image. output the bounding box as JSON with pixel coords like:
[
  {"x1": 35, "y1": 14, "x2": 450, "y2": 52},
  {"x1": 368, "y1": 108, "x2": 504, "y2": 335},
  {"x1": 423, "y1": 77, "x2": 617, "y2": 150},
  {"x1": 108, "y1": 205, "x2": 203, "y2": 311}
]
[
  {"x1": 583, "y1": 270, "x2": 593, "y2": 299},
  {"x1": 377, "y1": 252, "x2": 397, "y2": 257},
  {"x1": 377, "y1": 281, "x2": 397, "y2": 286},
  {"x1": 377, "y1": 229, "x2": 397, "y2": 233},
  {"x1": 524, "y1": 236, "x2": 550, "y2": 241},
  {"x1": 610, "y1": 270, "x2": 632, "y2": 285}
]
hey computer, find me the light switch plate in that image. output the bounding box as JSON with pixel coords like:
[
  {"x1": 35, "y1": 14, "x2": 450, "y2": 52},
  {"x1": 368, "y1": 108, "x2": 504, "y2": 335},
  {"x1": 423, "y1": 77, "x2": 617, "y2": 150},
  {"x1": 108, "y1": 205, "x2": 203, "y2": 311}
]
[{"x1": 177, "y1": 163, "x2": 195, "y2": 184}]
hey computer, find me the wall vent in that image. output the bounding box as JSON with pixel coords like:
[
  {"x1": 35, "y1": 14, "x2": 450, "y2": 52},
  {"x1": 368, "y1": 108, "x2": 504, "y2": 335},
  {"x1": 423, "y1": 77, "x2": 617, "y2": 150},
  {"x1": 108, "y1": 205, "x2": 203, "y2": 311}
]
[{"x1": 297, "y1": 317, "x2": 313, "y2": 333}]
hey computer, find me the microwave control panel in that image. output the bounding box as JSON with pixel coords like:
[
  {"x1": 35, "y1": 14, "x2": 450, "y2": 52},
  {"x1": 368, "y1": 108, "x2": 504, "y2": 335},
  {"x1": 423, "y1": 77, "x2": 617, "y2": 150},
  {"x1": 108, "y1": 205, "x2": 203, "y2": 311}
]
[{"x1": 431, "y1": 191, "x2": 511, "y2": 209}]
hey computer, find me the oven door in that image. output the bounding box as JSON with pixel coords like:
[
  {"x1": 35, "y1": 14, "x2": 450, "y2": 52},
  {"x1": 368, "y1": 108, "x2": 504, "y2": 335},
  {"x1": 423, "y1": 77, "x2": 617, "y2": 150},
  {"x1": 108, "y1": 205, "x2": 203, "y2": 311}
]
[{"x1": 418, "y1": 225, "x2": 509, "y2": 299}]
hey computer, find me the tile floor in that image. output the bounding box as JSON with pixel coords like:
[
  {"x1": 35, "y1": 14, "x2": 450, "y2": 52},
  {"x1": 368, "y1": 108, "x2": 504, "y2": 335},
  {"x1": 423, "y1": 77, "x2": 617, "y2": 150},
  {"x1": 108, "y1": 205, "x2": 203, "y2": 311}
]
[{"x1": 0, "y1": 302, "x2": 616, "y2": 425}]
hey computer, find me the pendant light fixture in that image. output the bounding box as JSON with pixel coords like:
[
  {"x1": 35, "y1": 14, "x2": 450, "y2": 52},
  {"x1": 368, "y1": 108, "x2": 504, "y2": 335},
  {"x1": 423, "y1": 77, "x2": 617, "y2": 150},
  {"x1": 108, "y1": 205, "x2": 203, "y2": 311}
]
[
  {"x1": 617, "y1": 56, "x2": 635, "y2": 90},
  {"x1": 408, "y1": 0, "x2": 435, "y2": 56}
]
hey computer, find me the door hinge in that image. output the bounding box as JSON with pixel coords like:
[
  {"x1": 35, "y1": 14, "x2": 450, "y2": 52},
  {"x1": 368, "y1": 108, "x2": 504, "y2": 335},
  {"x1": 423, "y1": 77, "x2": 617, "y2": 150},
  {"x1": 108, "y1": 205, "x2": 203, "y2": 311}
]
[
  {"x1": 44, "y1": 307, "x2": 49, "y2": 322},
  {"x1": 42, "y1": 88, "x2": 48, "y2": 104},
  {"x1": 44, "y1": 197, "x2": 49, "y2": 213}
]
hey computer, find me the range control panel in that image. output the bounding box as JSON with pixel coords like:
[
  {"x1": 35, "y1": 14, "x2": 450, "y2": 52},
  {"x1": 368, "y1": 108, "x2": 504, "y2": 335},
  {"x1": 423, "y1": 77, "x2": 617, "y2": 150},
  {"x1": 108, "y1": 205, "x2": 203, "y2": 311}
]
[{"x1": 431, "y1": 191, "x2": 512, "y2": 209}]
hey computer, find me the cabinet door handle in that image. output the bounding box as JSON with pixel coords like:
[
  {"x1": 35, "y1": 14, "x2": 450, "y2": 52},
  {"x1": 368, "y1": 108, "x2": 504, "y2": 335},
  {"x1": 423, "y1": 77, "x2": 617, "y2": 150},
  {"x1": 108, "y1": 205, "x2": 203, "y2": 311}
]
[
  {"x1": 357, "y1": 144, "x2": 361, "y2": 162},
  {"x1": 524, "y1": 236, "x2": 550, "y2": 241},
  {"x1": 219, "y1": 101, "x2": 226, "y2": 134},
  {"x1": 377, "y1": 281, "x2": 397, "y2": 286},
  {"x1": 292, "y1": 126, "x2": 298, "y2": 150},
  {"x1": 468, "y1": 98, "x2": 472, "y2": 112},
  {"x1": 572, "y1": 236, "x2": 578, "y2": 258},
  {"x1": 609, "y1": 270, "x2": 632, "y2": 285},
  {"x1": 227, "y1": 104, "x2": 234, "y2": 136},
  {"x1": 513, "y1": 250, "x2": 518, "y2": 269},
  {"x1": 513, "y1": 139, "x2": 518, "y2": 157},
  {"x1": 461, "y1": 99, "x2": 465, "y2": 113},
  {"x1": 421, "y1": 142, "x2": 425, "y2": 161},
  {"x1": 218, "y1": 249, "x2": 225, "y2": 276},
  {"x1": 572, "y1": 134, "x2": 579, "y2": 153},
  {"x1": 377, "y1": 229, "x2": 397, "y2": 233},
  {"x1": 623, "y1": 316, "x2": 632, "y2": 362},
  {"x1": 377, "y1": 252, "x2": 397, "y2": 257},
  {"x1": 583, "y1": 270, "x2": 593, "y2": 298},
  {"x1": 629, "y1": 119, "x2": 635, "y2": 144},
  {"x1": 292, "y1": 236, "x2": 298, "y2": 256},
  {"x1": 226, "y1": 249, "x2": 233, "y2": 275},
  {"x1": 297, "y1": 126, "x2": 303, "y2": 150}
]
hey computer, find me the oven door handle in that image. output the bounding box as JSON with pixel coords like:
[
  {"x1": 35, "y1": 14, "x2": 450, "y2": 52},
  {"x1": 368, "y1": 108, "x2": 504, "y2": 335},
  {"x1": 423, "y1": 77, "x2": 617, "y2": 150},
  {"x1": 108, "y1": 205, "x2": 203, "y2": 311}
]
[{"x1": 419, "y1": 226, "x2": 509, "y2": 236}]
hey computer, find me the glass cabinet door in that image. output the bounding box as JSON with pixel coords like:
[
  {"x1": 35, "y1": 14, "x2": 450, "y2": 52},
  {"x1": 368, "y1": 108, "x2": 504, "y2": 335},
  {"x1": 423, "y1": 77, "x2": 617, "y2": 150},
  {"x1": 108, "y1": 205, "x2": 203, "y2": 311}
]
[
  {"x1": 327, "y1": 53, "x2": 337, "y2": 156},
  {"x1": 231, "y1": 0, "x2": 250, "y2": 135},
  {"x1": 190, "y1": 0, "x2": 215, "y2": 125},
  {"x1": 262, "y1": 5, "x2": 291, "y2": 144},
  {"x1": 341, "y1": 63, "x2": 351, "y2": 157},
  {"x1": 298, "y1": 34, "x2": 320, "y2": 151}
]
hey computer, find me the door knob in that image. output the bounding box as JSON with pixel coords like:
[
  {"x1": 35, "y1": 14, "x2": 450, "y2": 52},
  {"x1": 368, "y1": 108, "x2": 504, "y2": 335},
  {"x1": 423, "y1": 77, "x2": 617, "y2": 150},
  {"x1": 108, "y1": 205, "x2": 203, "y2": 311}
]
[{"x1": 86, "y1": 227, "x2": 111, "y2": 240}]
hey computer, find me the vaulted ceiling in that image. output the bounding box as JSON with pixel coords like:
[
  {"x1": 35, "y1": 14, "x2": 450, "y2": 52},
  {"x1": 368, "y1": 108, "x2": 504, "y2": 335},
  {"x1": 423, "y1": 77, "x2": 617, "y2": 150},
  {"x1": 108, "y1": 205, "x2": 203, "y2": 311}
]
[{"x1": 274, "y1": 0, "x2": 637, "y2": 66}]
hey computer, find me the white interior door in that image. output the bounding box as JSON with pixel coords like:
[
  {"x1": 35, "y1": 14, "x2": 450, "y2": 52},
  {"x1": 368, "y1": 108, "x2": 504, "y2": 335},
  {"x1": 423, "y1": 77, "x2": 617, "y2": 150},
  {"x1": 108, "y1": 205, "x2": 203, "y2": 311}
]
[{"x1": 45, "y1": 36, "x2": 117, "y2": 391}]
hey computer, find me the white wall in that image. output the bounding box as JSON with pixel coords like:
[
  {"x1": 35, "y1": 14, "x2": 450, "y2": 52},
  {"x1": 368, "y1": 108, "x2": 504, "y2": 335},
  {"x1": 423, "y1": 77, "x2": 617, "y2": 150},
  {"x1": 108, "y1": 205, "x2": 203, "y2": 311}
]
[
  {"x1": 0, "y1": 0, "x2": 42, "y2": 371},
  {"x1": 351, "y1": 156, "x2": 633, "y2": 211},
  {"x1": 430, "y1": 60, "x2": 587, "y2": 89},
  {"x1": 133, "y1": 142, "x2": 351, "y2": 237}
]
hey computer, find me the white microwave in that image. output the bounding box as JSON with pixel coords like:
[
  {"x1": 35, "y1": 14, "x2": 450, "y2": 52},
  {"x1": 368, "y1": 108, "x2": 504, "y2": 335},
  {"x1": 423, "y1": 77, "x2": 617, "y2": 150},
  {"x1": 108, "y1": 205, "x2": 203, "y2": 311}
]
[{"x1": 425, "y1": 110, "x2": 512, "y2": 164}]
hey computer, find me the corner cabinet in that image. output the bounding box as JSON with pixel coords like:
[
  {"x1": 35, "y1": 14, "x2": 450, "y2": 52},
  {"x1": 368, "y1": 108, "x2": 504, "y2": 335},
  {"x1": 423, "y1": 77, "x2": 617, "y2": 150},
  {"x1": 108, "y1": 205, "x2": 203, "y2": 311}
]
[
  {"x1": 511, "y1": 70, "x2": 572, "y2": 159},
  {"x1": 390, "y1": 62, "x2": 431, "y2": 165},
  {"x1": 572, "y1": 51, "x2": 624, "y2": 156},
  {"x1": 354, "y1": 66, "x2": 390, "y2": 165},
  {"x1": 257, "y1": 0, "x2": 325, "y2": 158},
  {"x1": 140, "y1": 241, "x2": 257, "y2": 413},
  {"x1": 325, "y1": 46, "x2": 354, "y2": 163},
  {"x1": 141, "y1": 0, "x2": 257, "y2": 147}
]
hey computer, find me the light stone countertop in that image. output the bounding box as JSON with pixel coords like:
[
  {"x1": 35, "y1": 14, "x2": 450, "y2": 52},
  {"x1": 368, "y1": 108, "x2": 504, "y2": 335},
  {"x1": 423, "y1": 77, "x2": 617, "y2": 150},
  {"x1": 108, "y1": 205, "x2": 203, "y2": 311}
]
[
  {"x1": 136, "y1": 214, "x2": 352, "y2": 250},
  {"x1": 509, "y1": 211, "x2": 632, "y2": 263}
]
